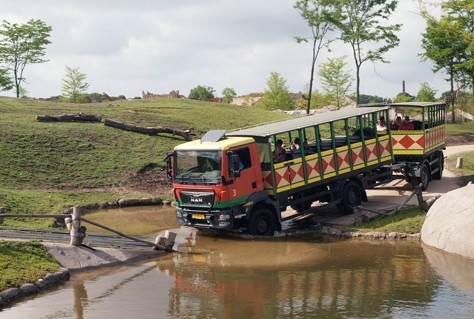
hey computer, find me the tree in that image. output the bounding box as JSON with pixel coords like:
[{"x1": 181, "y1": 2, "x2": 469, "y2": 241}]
[
  {"x1": 258, "y1": 72, "x2": 295, "y2": 111},
  {"x1": 357, "y1": 94, "x2": 385, "y2": 104},
  {"x1": 0, "y1": 68, "x2": 13, "y2": 92},
  {"x1": 326, "y1": 0, "x2": 401, "y2": 104},
  {"x1": 393, "y1": 92, "x2": 414, "y2": 103},
  {"x1": 61, "y1": 66, "x2": 89, "y2": 103},
  {"x1": 317, "y1": 56, "x2": 352, "y2": 109},
  {"x1": 416, "y1": 82, "x2": 437, "y2": 102},
  {"x1": 294, "y1": 0, "x2": 338, "y2": 114},
  {"x1": 442, "y1": 0, "x2": 474, "y2": 93},
  {"x1": 188, "y1": 85, "x2": 215, "y2": 100},
  {"x1": 222, "y1": 87, "x2": 236, "y2": 104},
  {"x1": 419, "y1": 0, "x2": 473, "y2": 122},
  {"x1": 0, "y1": 19, "x2": 52, "y2": 98}
]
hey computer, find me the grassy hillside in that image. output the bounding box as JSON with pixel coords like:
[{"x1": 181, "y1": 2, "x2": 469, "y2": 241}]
[{"x1": 0, "y1": 97, "x2": 289, "y2": 227}]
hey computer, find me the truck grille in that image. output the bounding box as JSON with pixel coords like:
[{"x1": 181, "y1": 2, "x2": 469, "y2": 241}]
[{"x1": 180, "y1": 191, "x2": 214, "y2": 208}]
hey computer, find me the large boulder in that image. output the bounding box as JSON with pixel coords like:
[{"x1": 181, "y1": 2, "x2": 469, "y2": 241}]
[{"x1": 421, "y1": 182, "x2": 474, "y2": 259}]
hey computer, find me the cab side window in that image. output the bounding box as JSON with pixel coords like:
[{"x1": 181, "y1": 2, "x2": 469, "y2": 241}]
[{"x1": 233, "y1": 148, "x2": 251, "y2": 169}]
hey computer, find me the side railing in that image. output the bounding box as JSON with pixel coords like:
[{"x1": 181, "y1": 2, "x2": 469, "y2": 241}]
[{"x1": 0, "y1": 206, "x2": 176, "y2": 251}]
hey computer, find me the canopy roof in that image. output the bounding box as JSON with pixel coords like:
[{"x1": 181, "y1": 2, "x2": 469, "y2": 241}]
[{"x1": 226, "y1": 106, "x2": 389, "y2": 138}]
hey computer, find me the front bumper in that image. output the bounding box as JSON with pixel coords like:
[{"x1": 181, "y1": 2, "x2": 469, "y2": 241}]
[{"x1": 176, "y1": 207, "x2": 237, "y2": 230}]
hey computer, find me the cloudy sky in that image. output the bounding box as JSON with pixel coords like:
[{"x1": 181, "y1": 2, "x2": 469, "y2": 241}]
[{"x1": 1, "y1": 0, "x2": 445, "y2": 100}]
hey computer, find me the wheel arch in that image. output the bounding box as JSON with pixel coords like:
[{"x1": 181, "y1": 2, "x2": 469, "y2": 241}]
[{"x1": 244, "y1": 191, "x2": 282, "y2": 231}]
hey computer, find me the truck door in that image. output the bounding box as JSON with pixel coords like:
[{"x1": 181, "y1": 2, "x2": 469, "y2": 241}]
[{"x1": 229, "y1": 147, "x2": 260, "y2": 201}]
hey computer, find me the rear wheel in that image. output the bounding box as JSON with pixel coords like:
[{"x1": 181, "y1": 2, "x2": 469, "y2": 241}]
[
  {"x1": 336, "y1": 180, "x2": 362, "y2": 215},
  {"x1": 248, "y1": 207, "x2": 276, "y2": 236},
  {"x1": 432, "y1": 151, "x2": 444, "y2": 180},
  {"x1": 414, "y1": 163, "x2": 430, "y2": 191}
]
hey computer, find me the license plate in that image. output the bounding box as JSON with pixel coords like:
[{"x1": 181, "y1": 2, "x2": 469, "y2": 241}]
[{"x1": 193, "y1": 213, "x2": 205, "y2": 220}]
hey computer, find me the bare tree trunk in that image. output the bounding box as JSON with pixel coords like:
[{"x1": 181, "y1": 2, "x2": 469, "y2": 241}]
[
  {"x1": 104, "y1": 118, "x2": 194, "y2": 141},
  {"x1": 37, "y1": 113, "x2": 103, "y2": 122}
]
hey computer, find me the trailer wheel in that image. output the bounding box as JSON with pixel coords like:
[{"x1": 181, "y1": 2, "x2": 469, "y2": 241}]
[
  {"x1": 248, "y1": 207, "x2": 276, "y2": 236},
  {"x1": 336, "y1": 180, "x2": 362, "y2": 215},
  {"x1": 432, "y1": 151, "x2": 444, "y2": 180},
  {"x1": 414, "y1": 163, "x2": 430, "y2": 191}
]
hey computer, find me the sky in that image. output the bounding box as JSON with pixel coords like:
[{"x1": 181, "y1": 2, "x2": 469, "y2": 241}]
[{"x1": 0, "y1": 0, "x2": 446, "y2": 100}]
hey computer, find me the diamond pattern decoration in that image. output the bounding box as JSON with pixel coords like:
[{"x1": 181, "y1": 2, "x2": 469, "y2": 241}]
[{"x1": 352, "y1": 148, "x2": 364, "y2": 166}]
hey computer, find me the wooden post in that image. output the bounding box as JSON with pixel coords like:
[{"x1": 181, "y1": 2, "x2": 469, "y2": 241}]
[
  {"x1": 0, "y1": 207, "x2": 4, "y2": 225},
  {"x1": 456, "y1": 157, "x2": 464, "y2": 168},
  {"x1": 70, "y1": 206, "x2": 86, "y2": 246}
]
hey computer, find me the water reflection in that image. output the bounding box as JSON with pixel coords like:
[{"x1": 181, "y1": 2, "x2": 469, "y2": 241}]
[
  {"x1": 2, "y1": 229, "x2": 474, "y2": 319},
  {"x1": 423, "y1": 243, "x2": 474, "y2": 296},
  {"x1": 83, "y1": 205, "x2": 177, "y2": 236},
  {"x1": 165, "y1": 231, "x2": 439, "y2": 318}
]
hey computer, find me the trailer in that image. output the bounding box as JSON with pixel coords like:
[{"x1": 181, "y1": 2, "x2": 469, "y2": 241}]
[
  {"x1": 166, "y1": 106, "x2": 396, "y2": 236},
  {"x1": 359, "y1": 102, "x2": 446, "y2": 190}
]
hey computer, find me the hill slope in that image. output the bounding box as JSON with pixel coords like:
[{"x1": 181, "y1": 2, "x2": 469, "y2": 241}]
[{"x1": 0, "y1": 97, "x2": 289, "y2": 224}]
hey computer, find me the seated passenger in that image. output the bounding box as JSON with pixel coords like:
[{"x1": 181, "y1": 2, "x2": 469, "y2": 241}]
[
  {"x1": 291, "y1": 137, "x2": 300, "y2": 150},
  {"x1": 376, "y1": 116, "x2": 387, "y2": 132},
  {"x1": 399, "y1": 115, "x2": 414, "y2": 130},
  {"x1": 391, "y1": 116, "x2": 402, "y2": 130},
  {"x1": 273, "y1": 139, "x2": 286, "y2": 163}
]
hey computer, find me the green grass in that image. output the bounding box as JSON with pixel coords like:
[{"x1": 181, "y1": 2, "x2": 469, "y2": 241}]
[
  {"x1": 350, "y1": 207, "x2": 426, "y2": 234},
  {"x1": 446, "y1": 121, "x2": 474, "y2": 135},
  {"x1": 0, "y1": 240, "x2": 61, "y2": 291}
]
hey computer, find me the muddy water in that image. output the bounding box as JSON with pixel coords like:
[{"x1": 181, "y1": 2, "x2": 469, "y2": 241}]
[
  {"x1": 2, "y1": 207, "x2": 474, "y2": 319},
  {"x1": 80, "y1": 205, "x2": 178, "y2": 236}
]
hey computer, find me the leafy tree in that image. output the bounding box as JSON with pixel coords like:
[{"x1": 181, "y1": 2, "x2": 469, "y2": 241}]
[
  {"x1": 0, "y1": 19, "x2": 52, "y2": 98},
  {"x1": 442, "y1": 0, "x2": 474, "y2": 93},
  {"x1": 188, "y1": 85, "x2": 215, "y2": 100},
  {"x1": 356, "y1": 94, "x2": 385, "y2": 104},
  {"x1": 317, "y1": 56, "x2": 352, "y2": 109},
  {"x1": 419, "y1": 0, "x2": 473, "y2": 121},
  {"x1": 61, "y1": 66, "x2": 89, "y2": 103},
  {"x1": 326, "y1": 0, "x2": 401, "y2": 104},
  {"x1": 294, "y1": 0, "x2": 338, "y2": 114},
  {"x1": 258, "y1": 72, "x2": 295, "y2": 111},
  {"x1": 393, "y1": 92, "x2": 414, "y2": 103},
  {"x1": 416, "y1": 82, "x2": 437, "y2": 102},
  {"x1": 0, "y1": 68, "x2": 13, "y2": 92},
  {"x1": 222, "y1": 87, "x2": 236, "y2": 104},
  {"x1": 308, "y1": 89, "x2": 332, "y2": 109}
]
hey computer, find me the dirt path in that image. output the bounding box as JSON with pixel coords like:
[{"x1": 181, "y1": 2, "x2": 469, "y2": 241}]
[{"x1": 368, "y1": 144, "x2": 474, "y2": 206}]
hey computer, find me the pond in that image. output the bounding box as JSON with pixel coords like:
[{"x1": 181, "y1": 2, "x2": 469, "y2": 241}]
[
  {"x1": 0, "y1": 206, "x2": 474, "y2": 319},
  {"x1": 2, "y1": 225, "x2": 474, "y2": 319}
]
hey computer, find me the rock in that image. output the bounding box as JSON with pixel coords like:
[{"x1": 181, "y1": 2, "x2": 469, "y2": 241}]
[
  {"x1": 0, "y1": 287, "x2": 22, "y2": 303},
  {"x1": 421, "y1": 182, "x2": 474, "y2": 259},
  {"x1": 20, "y1": 283, "x2": 39, "y2": 296}
]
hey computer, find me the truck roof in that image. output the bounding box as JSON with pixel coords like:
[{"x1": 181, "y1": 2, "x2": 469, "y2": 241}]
[
  {"x1": 226, "y1": 106, "x2": 389, "y2": 138},
  {"x1": 174, "y1": 136, "x2": 256, "y2": 151}
]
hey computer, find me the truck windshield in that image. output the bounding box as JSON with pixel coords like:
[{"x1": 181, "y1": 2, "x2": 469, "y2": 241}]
[{"x1": 174, "y1": 150, "x2": 222, "y2": 185}]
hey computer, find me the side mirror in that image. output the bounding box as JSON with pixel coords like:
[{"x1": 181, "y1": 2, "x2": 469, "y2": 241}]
[
  {"x1": 228, "y1": 153, "x2": 241, "y2": 178},
  {"x1": 164, "y1": 152, "x2": 173, "y2": 180}
]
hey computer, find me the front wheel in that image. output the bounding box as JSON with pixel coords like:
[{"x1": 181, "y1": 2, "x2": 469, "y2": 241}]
[
  {"x1": 248, "y1": 207, "x2": 276, "y2": 236},
  {"x1": 336, "y1": 180, "x2": 362, "y2": 215}
]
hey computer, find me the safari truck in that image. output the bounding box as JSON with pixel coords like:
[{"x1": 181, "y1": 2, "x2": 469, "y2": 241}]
[
  {"x1": 166, "y1": 106, "x2": 396, "y2": 236},
  {"x1": 359, "y1": 102, "x2": 446, "y2": 191}
]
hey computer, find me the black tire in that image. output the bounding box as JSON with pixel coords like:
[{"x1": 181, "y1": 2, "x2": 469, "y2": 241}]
[
  {"x1": 414, "y1": 163, "x2": 430, "y2": 191},
  {"x1": 336, "y1": 180, "x2": 362, "y2": 215},
  {"x1": 432, "y1": 152, "x2": 444, "y2": 180},
  {"x1": 248, "y1": 207, "x2": 276, "y2": 236}
]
